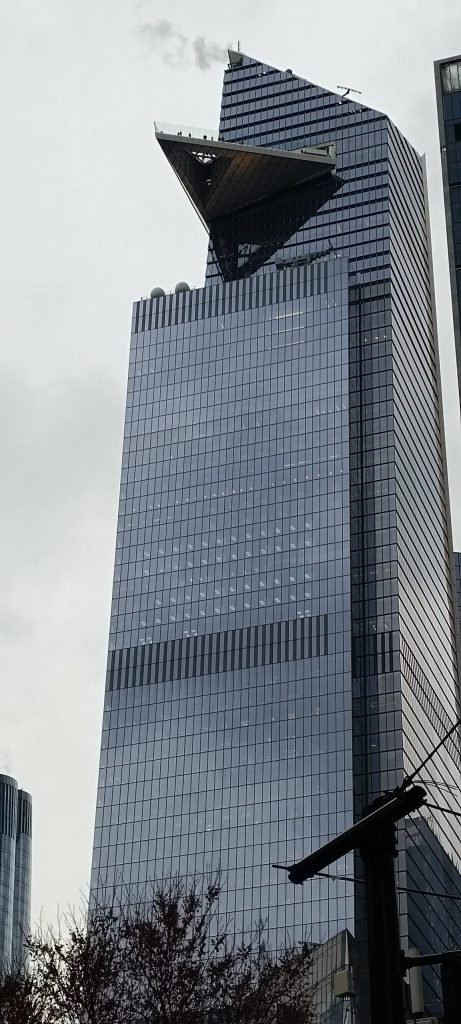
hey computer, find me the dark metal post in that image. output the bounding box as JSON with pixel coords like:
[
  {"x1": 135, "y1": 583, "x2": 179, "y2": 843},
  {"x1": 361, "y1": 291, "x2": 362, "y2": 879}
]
[
  {"x1": 441, "y1": 958, "x2": 460, "y2": 1024},
  {"x1": 359, "y1": 819, "x2": 405, "y2": 1024},
  {"x1": 275, "y1": 787, "x2": 426, "y2": 1024},
  {"x1": 403, "y1": 951, "x2": 461, "y2": 1023}
]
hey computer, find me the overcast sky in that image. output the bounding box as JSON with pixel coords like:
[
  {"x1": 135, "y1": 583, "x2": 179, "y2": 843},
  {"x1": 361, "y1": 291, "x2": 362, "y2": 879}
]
[{"x1": 1, "y1": 0, "x2": 461, "y2": 925}]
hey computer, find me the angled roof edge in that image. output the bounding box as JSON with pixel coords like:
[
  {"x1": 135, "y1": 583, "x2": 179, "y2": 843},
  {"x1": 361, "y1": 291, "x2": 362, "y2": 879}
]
[
  {"x1": 155, "y1": 131, "x2": 336, "y2": 226},
  {"x1": 434, "y1": 53, "x2": 461, "y2": 68},
  {"x1": 223, "y1": 51, "x2": 374, "y2": 117},
  {"x1": 227, "y1": 48, "x2": 243, "y2": 67}
]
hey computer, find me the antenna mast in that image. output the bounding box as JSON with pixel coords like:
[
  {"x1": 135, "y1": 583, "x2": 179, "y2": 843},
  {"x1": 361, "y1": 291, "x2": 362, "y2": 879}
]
[{"x1": 337, "y1": 84, "x2": 363, "y2": 99}]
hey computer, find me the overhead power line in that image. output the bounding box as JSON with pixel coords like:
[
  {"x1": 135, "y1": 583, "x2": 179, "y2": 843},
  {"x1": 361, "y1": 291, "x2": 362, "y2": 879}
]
[
  {"x1": 398, "y1": 885, "x2": 461, "y2": 903},
  {"x1": 315, "y1": 870, "x2": 461, "y2": 904},
  {"x1": 425, "y1": 802, "x2": 461, "y2": 819},
  {"x1": 401, "y1": 717, "x2": 461, "y2": 790},
  {"x1": 418, "y1": 779, "x2": 461, "y2": 794},
  {"x1": 317, "y1": 869, "x2": 356, "y2": 883}
]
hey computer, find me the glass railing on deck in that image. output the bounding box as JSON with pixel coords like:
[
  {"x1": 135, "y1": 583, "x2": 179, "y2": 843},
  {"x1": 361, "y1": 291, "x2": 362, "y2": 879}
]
[{"x1": 154, "y1": 122, "x2": 220, "y2": 141}]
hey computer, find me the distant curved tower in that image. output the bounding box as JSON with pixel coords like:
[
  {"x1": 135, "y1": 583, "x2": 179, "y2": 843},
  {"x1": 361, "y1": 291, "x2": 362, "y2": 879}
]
[
  {"x1": 11, "y1": 790, "x2": 32, "y2": 966},
  {"x1": 0, "y1": 775, "x2": 17, "y2": 970},
  {"x1": 0, "y1": 776, "x2": 32, "y2": 971}
]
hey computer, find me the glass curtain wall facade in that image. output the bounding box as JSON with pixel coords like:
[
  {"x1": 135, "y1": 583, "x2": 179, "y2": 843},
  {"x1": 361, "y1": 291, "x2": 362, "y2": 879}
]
[
  {"x1": 455, "y1": 552, "x2": 461, "y2": 616},
  {"x1": 92, "y1": 54, "x2": 461, "y2": 1019},
  {"x1": 435, "y1": 55, "x2": 461, "y2": 406},
  {"x1": 435, "y1": 55, "x2": 461, "y2": 647},
  {"x1": 11, "y1": 790, "x2": 32, "y2": 966},
  {"x1": 0, "y1": 776, "x2": 32, "y2": 970}
]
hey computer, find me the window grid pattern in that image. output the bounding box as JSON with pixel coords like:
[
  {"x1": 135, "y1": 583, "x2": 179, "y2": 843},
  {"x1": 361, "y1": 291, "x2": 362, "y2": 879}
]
[
  {"x1": 210, "y1": 61, "x2": 461, "y2": 1004},
  {"x1": 92, "y1": 55, "x2": 461, "y2": 1019},
  {"x1": 11, "y1": 791, "x2": 32, "y2": 967},
  {"x1": 93, "y1": 259, "x2": 353, "y2": 946},
  {"x1": 436, "y1": 57, "x2": 461, "y2": 410},
  {"x1": 455, "y1": 551, "x2": 461, "y2": 638},
  {"x1": 0, "y1": 778, "x2": 31, "y2": 971},
  {"x1": 0, "y1": 777, "x2": 16, "y2": 971}
]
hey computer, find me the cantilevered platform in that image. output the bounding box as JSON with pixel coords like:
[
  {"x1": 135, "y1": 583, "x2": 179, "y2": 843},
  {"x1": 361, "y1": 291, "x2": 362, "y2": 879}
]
[{"x1": 155, "y1": 127, "x2": 336, "y2": 228}]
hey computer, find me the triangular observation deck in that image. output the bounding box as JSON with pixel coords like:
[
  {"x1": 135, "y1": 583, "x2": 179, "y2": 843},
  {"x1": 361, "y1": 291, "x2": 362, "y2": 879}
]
[{"x1": 155, "y1": 125, "x2": 336, "y2": 229}]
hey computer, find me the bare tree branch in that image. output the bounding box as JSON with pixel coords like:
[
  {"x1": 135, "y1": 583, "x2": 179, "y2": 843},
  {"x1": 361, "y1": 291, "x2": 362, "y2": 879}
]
[{"x1": 1, "y1": 877, "x2": 315, "y2": 1024}]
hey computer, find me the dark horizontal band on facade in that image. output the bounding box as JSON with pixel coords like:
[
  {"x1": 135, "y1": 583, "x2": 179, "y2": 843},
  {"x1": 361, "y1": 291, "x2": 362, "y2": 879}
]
[
  {"x1": 107, "y1": 614, "x2": 329, "y2": 692},
  {"x1": 351, "y1": 629, "x2": 395, "y2": 676},
  {"x1": 132, "y1": 261, "x2": 332, "y2": 335}
]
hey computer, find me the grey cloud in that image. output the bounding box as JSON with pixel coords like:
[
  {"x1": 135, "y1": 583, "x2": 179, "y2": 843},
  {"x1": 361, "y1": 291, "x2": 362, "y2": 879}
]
[
  {"x1": 0, "y1": 608, "x2": 32, "y2": 643},
  {"x1": 139, "y1": 20, "x2": 227, "y2": 70},
  {"x1": 139, "y1": 20, "x2": 187, "y2": 69},
  {"x1": 0, "y1": 751, "x2": 12, "y2": 776},
  {"x1": 192, "y1": 36, "x2": 228, "y2": 71}
]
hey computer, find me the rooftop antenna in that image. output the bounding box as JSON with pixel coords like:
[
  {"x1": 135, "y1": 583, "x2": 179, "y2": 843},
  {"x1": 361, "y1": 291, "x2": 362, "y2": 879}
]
[
  {"x1": 337, "y1": 85, "x2": 363, "y2": 99},
  {"x1": 238, "y1": 39, "x2": 241, "y2": 51}
]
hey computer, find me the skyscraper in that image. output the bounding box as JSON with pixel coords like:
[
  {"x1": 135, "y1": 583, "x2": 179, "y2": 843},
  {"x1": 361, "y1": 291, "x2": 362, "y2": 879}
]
[
  {"x1": 435, "y1": 55, "x2": 461, "y2": 641},
  {"x1": 455, "y1": 553, "x2": 461, "y2": 629},
  {"x1": 435, "y1": 55, "x2": 461, "y2": 406},
  {"x1": 0, "y1": 776, "x2": 32, "y2": 971},
  {"x1": 92, "y1": 53, "x2": 461, "y2": 1018}
]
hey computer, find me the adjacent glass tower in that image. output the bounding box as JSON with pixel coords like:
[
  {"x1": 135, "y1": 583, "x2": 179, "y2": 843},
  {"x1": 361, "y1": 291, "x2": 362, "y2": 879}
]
[
  {"x1": 0, "y1": 776, "x2": 32, "y2": 971},
  {"x1": 435, "y1": 55, "x2": 461, "y2": 406},
  {"x1": 435, "y1": 55, "x2": 461, "y2": 642},
  {"x1": 92, "y1": 53, "x2": 461, "y2": 1018},
  {"x1": 455, "y1": 553, "x2": 461, "y2": 624}
]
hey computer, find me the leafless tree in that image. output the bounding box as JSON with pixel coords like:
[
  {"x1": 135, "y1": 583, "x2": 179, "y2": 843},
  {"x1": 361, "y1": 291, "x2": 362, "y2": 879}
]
[
  {"x1": 0, "y1": 968, "x2": 45, "y2": 1024},
  {"x1": 124, "y1": 876, "x2": 315, "y2": 1024},
  {"x1": 26, "y1": 901, "x2": 135, "y2": 1024},
  {"x1": 0, "y1": 877, "x2": 315, "y2": 1024}
]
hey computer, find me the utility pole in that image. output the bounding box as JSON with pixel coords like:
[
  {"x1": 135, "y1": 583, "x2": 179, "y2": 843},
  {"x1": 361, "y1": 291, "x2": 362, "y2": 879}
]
[
  {"x1": 402, "y1": 951, "x2": 461, "y2": 1024},
  {"x1": 274, "y1": 785, "x2": 427, "y2": 1024}
]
